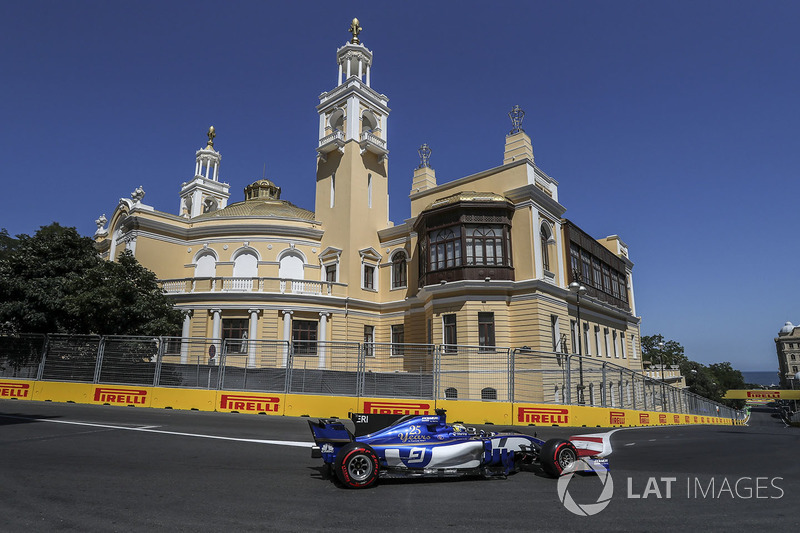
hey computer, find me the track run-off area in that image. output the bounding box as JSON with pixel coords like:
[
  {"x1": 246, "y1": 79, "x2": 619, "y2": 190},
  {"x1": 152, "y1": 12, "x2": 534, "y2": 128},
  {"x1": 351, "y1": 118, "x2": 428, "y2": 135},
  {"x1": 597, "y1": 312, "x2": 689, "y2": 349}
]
[{"x1": 1, "y1": 400, "x2": 797, "y2": 532}]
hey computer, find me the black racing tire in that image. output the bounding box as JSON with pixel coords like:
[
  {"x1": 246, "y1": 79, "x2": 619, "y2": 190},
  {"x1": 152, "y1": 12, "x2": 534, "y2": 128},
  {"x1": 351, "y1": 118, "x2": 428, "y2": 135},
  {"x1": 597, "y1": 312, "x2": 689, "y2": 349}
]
[
  {"x1": 540, "y1": 438, "x2": 578, "y2": 478},
  {"x1": 334, "y1": 442, "x2": 380, "y2": 489}
]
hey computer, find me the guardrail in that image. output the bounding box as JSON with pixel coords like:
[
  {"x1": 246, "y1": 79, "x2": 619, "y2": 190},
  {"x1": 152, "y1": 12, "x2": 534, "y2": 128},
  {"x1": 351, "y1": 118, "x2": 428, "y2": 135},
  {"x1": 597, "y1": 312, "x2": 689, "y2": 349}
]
[{"x1": 0, "y1": 333, "x2": 745, "y2": 422}]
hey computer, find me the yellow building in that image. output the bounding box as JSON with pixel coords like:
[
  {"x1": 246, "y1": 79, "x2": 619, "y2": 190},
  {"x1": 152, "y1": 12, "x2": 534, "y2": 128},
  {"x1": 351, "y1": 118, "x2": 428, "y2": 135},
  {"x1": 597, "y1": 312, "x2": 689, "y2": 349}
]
[
  {"x1": 776, "y1": 321, "x2": 800, "y2": 387},
  {"x1": 95, "y1": 21, "x2": 644, "y2": 402}
]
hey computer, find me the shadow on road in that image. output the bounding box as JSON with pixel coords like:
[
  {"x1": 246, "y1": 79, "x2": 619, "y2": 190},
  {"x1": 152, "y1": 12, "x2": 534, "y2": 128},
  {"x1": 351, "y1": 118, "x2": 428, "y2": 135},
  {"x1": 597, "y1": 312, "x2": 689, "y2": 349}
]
[{"x1": 0, "y1": 412, "x2": 61, "y2": 426}]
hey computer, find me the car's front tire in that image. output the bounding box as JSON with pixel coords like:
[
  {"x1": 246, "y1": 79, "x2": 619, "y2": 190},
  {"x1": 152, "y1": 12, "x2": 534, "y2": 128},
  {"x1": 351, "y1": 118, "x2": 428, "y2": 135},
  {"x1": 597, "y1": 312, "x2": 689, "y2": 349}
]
[
  {"x1": 334, "y1": 442, "x2": 379, "y2": 489},
  {"x1": 540, "y1": 439, "x2": 578, "y2": 477}
]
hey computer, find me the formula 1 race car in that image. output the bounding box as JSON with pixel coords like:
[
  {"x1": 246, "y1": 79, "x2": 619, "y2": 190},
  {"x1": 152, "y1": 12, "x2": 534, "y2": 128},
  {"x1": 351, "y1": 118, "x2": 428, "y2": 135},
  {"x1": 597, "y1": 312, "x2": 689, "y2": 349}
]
[{"x1": 308, "y1": 409, "x2": 608, "y2": 489}]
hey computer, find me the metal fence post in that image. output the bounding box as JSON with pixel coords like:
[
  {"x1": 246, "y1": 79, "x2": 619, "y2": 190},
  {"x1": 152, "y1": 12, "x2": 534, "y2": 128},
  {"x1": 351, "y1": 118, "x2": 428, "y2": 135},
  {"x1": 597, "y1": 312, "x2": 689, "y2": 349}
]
[
  {"x1": 93, "y1": 337, "x2": 106, "y2": 384},
  {"x1": 565, "y1": 354, "x2": 572, "y2": 405},
  {"x1": 508, "y1": 348, "x2": 515, "y2": 404},
  {"x1": 283, "y1": 341, "x2": 293, "y2": 394},
  {"x1": 152, "y1": 337, "x2": 165, "y2": 387},
  {"x1": 35, "y1": 334, "x2": 50, "y2": 381},
  {"x1": 357, "y1": 343, "x2": 365, "y2": 398}
]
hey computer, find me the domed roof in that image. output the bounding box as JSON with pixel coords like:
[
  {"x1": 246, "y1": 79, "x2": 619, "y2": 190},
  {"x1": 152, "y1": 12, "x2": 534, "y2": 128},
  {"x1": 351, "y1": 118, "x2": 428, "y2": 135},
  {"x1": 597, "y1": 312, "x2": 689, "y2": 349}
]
[
  {"x1": 779, "y1": 321, "x2": 796, "y2": 335},
  {"x1": 427, "y1": 191, "x2": 511, "y2": 210},
  {"x1": 194, "y1": 179, "x2": 315, "y2": 221}
]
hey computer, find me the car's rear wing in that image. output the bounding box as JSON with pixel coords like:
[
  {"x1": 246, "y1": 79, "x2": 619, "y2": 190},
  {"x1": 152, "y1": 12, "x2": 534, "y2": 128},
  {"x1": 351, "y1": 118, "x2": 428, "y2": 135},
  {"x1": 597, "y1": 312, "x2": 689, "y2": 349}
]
[
  {"x1": 307, "y1": 419, "x2": 354, "y2": 445},
  {"x1": 349, "y1": 409, "x2": 448, "y2": 437}
]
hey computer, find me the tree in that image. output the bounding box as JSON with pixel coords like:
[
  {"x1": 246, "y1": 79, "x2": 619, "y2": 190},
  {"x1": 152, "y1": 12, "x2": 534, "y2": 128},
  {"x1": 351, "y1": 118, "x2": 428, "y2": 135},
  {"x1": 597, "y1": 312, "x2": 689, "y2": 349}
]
[
  {"x1": 0, "y1": 228, "x2": 18, "y2": 261},
  {"x1": 644, "y1": 333, "x2": 746, "y2": 409},
  {"x1": 0, "y1": 223, "x2": 183, "y2": 336},
  {"x1": 641, "y1": 334, "x2": 687, "y2": 366}
]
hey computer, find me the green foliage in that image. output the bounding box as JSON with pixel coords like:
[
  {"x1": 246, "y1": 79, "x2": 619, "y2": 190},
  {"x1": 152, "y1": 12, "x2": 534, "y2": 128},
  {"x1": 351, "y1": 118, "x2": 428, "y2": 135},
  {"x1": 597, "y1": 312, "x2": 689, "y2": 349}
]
[
  {"x1": 641, "y1": 334, "x2": 687, "y2": 366},
  {"x1": 644, "y1": 333, "x2": 746, "y2": 408},
  {"x1": 0, "y1": 228, "x2": 18, "y2": 261},
  {"x1": 0, "y1": 223, "x2": 183, "y2": 336}
]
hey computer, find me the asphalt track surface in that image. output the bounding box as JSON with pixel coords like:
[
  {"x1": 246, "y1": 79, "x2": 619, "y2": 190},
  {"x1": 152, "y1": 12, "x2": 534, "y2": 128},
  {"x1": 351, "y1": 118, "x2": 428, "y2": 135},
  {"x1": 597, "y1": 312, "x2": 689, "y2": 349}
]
[{"x1": 1, "y1": 401, "x2": 797, "y2": 532}]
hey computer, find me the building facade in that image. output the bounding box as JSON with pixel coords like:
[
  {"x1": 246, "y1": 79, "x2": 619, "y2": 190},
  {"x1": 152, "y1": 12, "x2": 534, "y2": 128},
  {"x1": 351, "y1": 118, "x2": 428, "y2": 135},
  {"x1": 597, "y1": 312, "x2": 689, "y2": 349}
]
[
  {"x1": 776, "y1": 321, "x2": 800, "y2": 387},
  {"x1": 95, "y1": 22, "x2": 644, "y2": 383}
]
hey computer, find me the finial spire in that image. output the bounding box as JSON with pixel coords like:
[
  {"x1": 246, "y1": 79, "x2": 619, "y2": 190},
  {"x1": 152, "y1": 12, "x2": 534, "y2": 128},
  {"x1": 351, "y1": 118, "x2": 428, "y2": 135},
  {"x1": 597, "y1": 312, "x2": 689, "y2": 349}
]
[
  {"x1": 418, "y1": 143, "x2": 432, "y2": 169},
  {"x1": 508, "y1": 105, "x2": 525, "y2": 134},
  {"x1": 349, "y1": 18, "x2": 362, "y2": 44},
  {"x1": 206, "y1": 126, "x2": 216, "y2": 149}
]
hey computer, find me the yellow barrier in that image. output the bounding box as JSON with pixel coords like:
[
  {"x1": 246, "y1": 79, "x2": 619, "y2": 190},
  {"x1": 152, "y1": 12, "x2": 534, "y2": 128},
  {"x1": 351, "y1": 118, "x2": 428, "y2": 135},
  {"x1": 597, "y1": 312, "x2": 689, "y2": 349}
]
[
  {"x1": 358, "y1": 397, "x2": 435, "y2": 416},
  {"x1": 88, "y1": 384, "x2": 153, "y2": 408},
  {"x1": 217, "y1": 391, "x2": 285, "y2": 416},
  {"x1": 34, "y1": 381, "x2": 93, "y2": 403},
  {"x1": 286, "y1": 394, "x2": 358, "y2": 419},
  {"x1": 2, "y1": 379, "x2": 744, "y2": 427},
  {"x1": 151, "y1": 388, "x2": 216, "y2": 411},
  {"x1": 436, "y1": 400, "x2": 511, "y2": 426},
  {"x1": 0, "y1": 379, "x2": 34, "y2": 401},
  {"x1": 724, "y1": 389, "x2": 800, "y2": 400}
]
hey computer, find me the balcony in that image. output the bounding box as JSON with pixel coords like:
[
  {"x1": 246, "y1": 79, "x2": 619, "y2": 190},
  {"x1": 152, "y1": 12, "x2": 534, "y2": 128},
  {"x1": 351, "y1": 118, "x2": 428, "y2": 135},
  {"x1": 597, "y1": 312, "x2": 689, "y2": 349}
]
[
  {"x1": 160, "y1": 277, "x2": 347, "y2": 297},
  {"x1": 317, "y1": 130, "x2": 345, "y2": 156},
  {"x1": 360, "y1": 130, "x2": 387, "y2": 157}
]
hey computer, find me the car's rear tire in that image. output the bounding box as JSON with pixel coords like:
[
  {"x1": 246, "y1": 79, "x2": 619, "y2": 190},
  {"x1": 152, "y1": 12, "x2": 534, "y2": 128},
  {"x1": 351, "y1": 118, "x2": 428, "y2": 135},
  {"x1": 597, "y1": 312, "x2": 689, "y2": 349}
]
[
  {"x1": 334, "y1": 442, "x2": 379, "y2": 489},
  {"x1": 540, "y1": 438, "x2": 578, "y2": 477}
]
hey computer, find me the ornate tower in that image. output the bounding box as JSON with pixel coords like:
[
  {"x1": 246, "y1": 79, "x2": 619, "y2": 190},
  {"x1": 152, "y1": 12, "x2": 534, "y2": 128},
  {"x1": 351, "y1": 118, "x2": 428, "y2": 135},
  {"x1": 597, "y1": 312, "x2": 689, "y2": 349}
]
[
  {"x1": 315, "y1": 19, "x2": 392, "y2": 294},
  {"x1": 179, "y1": 126, "x2": 231, "y2": 218}
]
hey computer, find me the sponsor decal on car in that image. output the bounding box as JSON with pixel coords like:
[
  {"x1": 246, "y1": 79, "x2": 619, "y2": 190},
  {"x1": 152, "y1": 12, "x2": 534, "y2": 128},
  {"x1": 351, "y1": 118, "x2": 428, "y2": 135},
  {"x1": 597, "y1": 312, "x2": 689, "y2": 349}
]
[
  {"x1": 219, "y1": 393, "x2": 280, "y2": 412},
  {"x1": 363, "y1": 401, "x2": 431, "y2": 415},
  {"x1": 93, "y1": 387, "x2": 147, "y2": 405},
  {"x1": 321, "y1": 443, "x2": 334, "y2": 454},
  {"x1": 0, "y1": 381, "x2": 30, "y2": 399},
  {"x1": 610, "y1": 411, "x2": 626, "y2": 425},
  {"x1": 517, "y1": 407, "x2": 569, "y2": 425}
]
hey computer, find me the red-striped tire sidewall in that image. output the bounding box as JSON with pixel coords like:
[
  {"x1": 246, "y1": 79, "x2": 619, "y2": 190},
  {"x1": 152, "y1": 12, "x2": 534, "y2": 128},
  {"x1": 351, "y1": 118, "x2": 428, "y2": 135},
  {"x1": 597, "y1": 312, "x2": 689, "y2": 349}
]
[
  {"x1": 337, "y1": 445, "x2": 379, "y2": 488},
  {"x1": 552, "y1": 442, "x2": 576, "y2": 475}
]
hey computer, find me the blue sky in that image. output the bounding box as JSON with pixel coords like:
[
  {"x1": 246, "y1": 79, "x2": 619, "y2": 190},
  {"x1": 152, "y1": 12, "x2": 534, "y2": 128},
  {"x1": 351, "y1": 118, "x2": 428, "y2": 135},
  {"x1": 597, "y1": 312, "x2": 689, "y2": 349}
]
[{"x1": 2, "y1": 1, "x2": 798, "y2": 372}]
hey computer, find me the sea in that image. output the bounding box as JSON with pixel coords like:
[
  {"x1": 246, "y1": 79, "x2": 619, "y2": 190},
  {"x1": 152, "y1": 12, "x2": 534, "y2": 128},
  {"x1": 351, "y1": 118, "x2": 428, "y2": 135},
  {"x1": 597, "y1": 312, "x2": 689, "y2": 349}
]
[{"x1": 742, "y1": 371, "x2": 782, "y2": 387}]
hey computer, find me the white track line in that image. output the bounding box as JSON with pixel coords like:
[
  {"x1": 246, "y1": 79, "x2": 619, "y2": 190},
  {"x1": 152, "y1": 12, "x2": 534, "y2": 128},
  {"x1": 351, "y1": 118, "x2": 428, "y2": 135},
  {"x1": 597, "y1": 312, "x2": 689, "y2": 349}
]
[{"x1": 0, "y1": 414, "x2": 313, "y2": 448}]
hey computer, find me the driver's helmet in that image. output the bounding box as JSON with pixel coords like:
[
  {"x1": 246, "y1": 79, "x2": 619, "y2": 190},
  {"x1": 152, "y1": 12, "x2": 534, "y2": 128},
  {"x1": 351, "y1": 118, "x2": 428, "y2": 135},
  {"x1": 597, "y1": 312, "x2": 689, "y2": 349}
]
[{"x1": 452, "y1": 424, "x2": 467, "y2": 433}]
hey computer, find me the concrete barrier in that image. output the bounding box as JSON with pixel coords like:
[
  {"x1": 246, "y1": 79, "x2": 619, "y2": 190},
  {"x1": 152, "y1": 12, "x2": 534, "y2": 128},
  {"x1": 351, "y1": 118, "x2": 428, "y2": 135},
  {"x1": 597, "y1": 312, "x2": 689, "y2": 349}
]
[{"x1": 0, "y1": 379, "x2": 744, "y2": 427}]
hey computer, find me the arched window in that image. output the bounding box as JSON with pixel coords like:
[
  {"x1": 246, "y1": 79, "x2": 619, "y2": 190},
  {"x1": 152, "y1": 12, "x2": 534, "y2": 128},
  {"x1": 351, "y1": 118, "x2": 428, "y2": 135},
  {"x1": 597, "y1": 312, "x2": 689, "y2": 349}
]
[
  {"x1": 429, "y1": 227, "x2": 461, "y2": 270},
  {"x1": 329, "y1": 109, "x2": 344, "y2": 131},
  {"x1": 391, "y1": 251, "x2": 407, "y2": 289},
  {"x1": 233, "y1": 250, "x2": 258, "y2": 278},
  {"x1": 362, "y1": 110, "x2": 378, "y2": 133},
  {"x1": 540, "y1": 223, "x2": 552, "y2": 272},
  {"x1": 466, "y1": 226, "x2": 504, "y2": 266},
  {"x1": 231, "y1": 250, "x2": 258, "y2": 291},
  {"x1": 278, "y1": 251, "x2": 304, "y2": 280},
  {"x1": 194, "y1": 251, "x2": 217, "y2": 278},
  {"x1": 481, "y1": 387, "x2": 497, "y2": 400},
  {"x1": 445, "y1": 387, "x2": 458, "y2": 399}
]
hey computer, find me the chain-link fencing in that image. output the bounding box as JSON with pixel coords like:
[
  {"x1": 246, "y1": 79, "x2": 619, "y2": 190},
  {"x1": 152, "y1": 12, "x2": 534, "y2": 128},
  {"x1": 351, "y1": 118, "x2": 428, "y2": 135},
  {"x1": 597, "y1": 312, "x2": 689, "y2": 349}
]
[{"x1": 0, "y1": 333, "x2": 745, "y2": 420}]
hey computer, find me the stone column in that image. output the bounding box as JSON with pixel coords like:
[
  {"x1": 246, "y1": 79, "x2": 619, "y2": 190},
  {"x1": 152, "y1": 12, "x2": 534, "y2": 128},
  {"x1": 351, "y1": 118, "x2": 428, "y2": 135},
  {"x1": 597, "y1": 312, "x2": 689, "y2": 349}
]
[
  {"x1": 210, "y1": 308, "x2": 222, "y2": 365},
  {"x1": 180, "y1": 310, "x2": 193, "y2": 364},
  {"x1": 281, "y1": 310, "x2": 293, "y2": 367},
  {"x1": 248, "y1": 308, "x2": 260, "y2": 368},
  {"x1": 318, "y1": 312, "x2": 330, "y2": 369}
]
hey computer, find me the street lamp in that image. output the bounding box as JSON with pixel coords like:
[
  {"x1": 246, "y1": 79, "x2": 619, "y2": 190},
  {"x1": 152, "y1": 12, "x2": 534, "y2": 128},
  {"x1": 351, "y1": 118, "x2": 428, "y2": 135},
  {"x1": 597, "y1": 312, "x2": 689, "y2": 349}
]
[
  {"x1": 569, "y1": 278, "x2": 587, "y2": 404},
  {"x1": 656, "y1": 340, "x2": 665, "y2": 382}
]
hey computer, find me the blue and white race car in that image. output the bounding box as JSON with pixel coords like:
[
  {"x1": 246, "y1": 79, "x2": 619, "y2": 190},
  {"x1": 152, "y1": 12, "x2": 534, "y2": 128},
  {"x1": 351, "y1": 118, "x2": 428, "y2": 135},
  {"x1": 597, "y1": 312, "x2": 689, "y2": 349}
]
[{"x1": 309, "y1": 409, "x2": 608, "y2": 488}]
